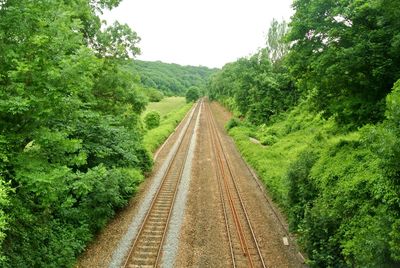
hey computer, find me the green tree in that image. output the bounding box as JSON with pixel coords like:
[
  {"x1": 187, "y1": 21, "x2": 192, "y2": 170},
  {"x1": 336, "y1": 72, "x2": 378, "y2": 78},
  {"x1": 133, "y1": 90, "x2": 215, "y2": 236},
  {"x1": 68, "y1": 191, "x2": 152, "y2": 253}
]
[
  {"x1": 145, "y1": 88, "x2": 164, "y2": 102},
  {"x1": 0, "y1": 0, "x2": 151, "y2": 266},
  {"x1": 131, "y1": 60, "x2": 217, "y2": 96},
  {"x1": 186, "y1": 86, "x2": 200, "y2": 102},
  {"x1": 266, "y1": 19, "x2": 290, "y2": 64},
  {"x1": 209, "y1": 48, "x2": 297, "y2": 124},
  {"x1": 287, "y1": 0, "x2": 400, "y2": 127}
]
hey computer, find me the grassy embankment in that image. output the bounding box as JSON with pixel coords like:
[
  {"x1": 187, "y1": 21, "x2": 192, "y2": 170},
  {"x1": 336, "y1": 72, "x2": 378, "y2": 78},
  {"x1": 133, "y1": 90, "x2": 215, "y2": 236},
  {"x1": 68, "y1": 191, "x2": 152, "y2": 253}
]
[
  {"x1": 227, "y1": 102, "x2": 338, "y2": 207},
  {"x1": 143, "y1": 96, "x2": 192, "y2": 154},
  {"x1": 225, "y1": 96, "x2": 399, "y2": 266}
]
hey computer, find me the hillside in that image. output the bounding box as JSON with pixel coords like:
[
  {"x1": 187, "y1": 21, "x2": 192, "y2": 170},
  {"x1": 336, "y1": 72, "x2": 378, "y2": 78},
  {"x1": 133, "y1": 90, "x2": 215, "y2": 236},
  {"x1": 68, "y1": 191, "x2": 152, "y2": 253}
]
[{"x1": 131, "y1": 60, "x2": 217, "y2": 96}]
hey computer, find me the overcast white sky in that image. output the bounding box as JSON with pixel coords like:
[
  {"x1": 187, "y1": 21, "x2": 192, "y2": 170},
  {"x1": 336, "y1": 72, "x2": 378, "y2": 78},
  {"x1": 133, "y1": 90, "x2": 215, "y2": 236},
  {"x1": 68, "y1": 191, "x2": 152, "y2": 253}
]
[{"x1": 102, "y1": 0, "x2": 294, "y2": 68}]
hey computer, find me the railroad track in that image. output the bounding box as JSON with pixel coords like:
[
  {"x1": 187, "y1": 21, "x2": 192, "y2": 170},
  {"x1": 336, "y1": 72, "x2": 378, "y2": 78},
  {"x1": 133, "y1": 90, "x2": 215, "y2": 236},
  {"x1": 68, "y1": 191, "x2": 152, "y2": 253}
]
[
  {"x1": 123, "y1": 100, "x2": 202, "y2": 268},
  {"x1": 205, "y1": 101, "x2": 266, "y2": 268}
]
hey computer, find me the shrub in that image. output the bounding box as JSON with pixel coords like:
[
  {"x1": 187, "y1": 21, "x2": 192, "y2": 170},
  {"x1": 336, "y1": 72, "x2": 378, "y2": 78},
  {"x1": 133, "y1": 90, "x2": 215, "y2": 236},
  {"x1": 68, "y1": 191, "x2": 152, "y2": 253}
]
[
  {"x1": 145, "y1": 88, "x2": 164, "y2": 102},
  {"x1": 225, "y1": 118, "x2": 241, "y2": 131},
  {"x1": 287, "y1": 149, "x2": 319, "y2": 231},
  {"x1": 143, "y1": 103, "x2": 192, "y2": 153},
  {"x1": 260, "y1": 134, "x2": 278, "y2": 146},
  {"x1": 144, "y1": 111, "x2": 161, "y2": 130}
]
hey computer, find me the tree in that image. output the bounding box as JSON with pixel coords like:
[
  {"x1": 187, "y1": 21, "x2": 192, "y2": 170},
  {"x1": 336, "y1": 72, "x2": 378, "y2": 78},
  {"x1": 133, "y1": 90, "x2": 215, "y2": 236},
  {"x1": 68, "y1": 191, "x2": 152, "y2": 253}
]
[
  {"x1": 266, "y1": 19, "x2": 290, "y2": 64},
  {"x1": 287, "y1": 0, "x2": 400, "y2": 127},
  {"x1": 186, "y1": 86, "x2": 200, "y2": 102},
  {"x1": 132, "y1": 60, "x2": 217, "y2": 96},
  {"x1": 0, "y1": 0, "x2": 151, "y2": 266},
  {"x1": 209, "y1": 48, "x2": 297, "y2": 124}
]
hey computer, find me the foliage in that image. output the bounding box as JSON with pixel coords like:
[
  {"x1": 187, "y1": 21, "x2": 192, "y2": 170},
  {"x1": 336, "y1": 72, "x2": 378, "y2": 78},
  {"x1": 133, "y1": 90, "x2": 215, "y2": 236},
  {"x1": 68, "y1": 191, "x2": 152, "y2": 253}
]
[
  {"x1": 225, "y1": 118, "x2": 241, "y2": 131},
  {"x1": 0, "y1": 0, "x2": 151, "y2": 266},
  {"x1": 131, "y1": 60, "x2": 217, "y2": 96},
  {"x1": 226, "y1": 81, "x2": 400, "y2": 266},
  {"x1": 208, "y1": 1, "x2": 400, "y2": 266},
  {"x1": 266, "y1": 19, "x2": 290, "y2": 64},
  {"x1": 0, "y1": 179, "x2": 9, "y2": 265},
  {"x1": 228, "y1": 101, "x2": 333, "y2": 206},
  {"x1": 143, "y1": 102, "x2": 193, "y2": 153},
  {"x1": 287, "y1": 0, "x2": 400, "y2": 127},
  {"x1": 185, "y1": 86, "x2": 200, "y2": 102},
  {"x1": 144, "y1": 111, "x2": 161, "y2": 130},
  {"x1": 144, "y1": 88, "x2": 164, "y2": 102},
  {"x1": 209, "y1": 47, "x2": 297, "y2": 125}
]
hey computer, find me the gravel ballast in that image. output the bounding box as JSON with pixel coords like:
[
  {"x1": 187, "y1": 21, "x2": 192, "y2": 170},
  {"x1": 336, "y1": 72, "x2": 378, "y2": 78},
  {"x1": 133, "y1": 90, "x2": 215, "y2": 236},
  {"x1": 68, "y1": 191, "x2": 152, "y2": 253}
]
[
  {"x1": 108, "y1": 106, "x2": 197, "y2": 268},
  {"x1": 160, "y1": 101, "x2": 202, "y2": 267}
]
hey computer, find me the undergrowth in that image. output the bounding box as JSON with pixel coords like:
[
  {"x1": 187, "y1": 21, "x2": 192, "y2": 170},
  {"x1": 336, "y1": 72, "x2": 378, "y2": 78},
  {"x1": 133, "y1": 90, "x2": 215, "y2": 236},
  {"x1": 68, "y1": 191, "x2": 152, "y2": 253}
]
[
  {"x1": 226, "y1": 89, "x2": 400, "y2": 266},
  {"x1": 143, "y1": 103, "x2": 192, "y2": 154}
]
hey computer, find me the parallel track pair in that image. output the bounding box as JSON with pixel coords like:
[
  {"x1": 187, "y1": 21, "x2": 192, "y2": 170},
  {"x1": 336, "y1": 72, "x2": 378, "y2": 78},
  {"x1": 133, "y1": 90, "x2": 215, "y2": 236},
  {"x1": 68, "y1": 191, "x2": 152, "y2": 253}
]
[{"x1": 123, "y1": 100, "x2": 265, "y2": 267}]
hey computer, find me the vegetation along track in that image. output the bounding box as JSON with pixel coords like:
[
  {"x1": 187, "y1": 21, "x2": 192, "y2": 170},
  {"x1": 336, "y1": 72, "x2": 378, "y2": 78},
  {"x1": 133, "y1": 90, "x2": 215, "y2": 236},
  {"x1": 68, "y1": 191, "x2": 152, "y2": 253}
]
[
  {"x1": 123, "y1": 100, "x2": 202, "y2": 268},
  {"x1": 205, "y1": 101, "x2": 266, "y2": 268}
]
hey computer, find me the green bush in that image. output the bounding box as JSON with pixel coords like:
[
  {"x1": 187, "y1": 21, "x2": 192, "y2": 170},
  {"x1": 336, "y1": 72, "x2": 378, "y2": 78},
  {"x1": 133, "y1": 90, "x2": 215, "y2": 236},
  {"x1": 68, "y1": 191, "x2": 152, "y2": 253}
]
[
  {"x1": 287, "y1": 149, "x2": 319, "y2": 231},
  {"x1": 0, "y1": 179, "x2": 9, "y2": 265},
  {"x1": 260, "y1": 134, "x2": 278, "y2": 146},
  {"x1": 144, "y1": 111, "x2": 161, "y2": 130},
  {"x1": 145, "y1": 88, "x2": 164, "y2": 102},
  {"x1": 226, "y1": 92, "x2": 400, "y2": 266},
  {"x1": 143, "y1": 103, "x2": 192, "y2": 153},
  {"x1": 225, "y1": 118, "x2": 241, "y2": 131}
]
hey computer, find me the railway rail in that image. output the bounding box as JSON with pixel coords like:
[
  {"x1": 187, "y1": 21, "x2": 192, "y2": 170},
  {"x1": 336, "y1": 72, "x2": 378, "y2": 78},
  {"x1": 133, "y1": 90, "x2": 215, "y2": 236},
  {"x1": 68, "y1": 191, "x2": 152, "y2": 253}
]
[
  {"x1": 122, "y1": 100, "x2": 202, "y2": 268},
  {"x1": 205, "y1": 101, "x2": 267, "y2": 268}
]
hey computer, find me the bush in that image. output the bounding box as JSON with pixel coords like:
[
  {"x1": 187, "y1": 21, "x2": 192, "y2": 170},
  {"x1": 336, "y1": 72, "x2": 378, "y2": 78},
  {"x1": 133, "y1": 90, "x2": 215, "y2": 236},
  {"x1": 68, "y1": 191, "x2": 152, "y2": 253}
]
[
  {"x1": 145, "y1": 88, "x2": 164, "y2": 102},
  {"x1": 143, "y1": 103, "x2": 192, "y2": 153},
  {"x1": 144, "y1": 111, "x2": 161, "y2": 130},
  {"x1": 287, "y1": 149, "x2": 319, "y2": 231},
  {"x1": 225, "y1": 118, "x2": 241, "y2": 131},
  {"x1": 260, "y1": 134, "x2": 278, "y2": 146}
]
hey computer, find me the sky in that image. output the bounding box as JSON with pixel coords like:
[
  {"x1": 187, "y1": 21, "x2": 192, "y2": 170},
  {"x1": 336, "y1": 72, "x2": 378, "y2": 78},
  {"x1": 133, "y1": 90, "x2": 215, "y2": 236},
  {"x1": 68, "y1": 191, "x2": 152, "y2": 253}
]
[{"x1": 102, "y1": 0, "x2": 294, "y2": 68}]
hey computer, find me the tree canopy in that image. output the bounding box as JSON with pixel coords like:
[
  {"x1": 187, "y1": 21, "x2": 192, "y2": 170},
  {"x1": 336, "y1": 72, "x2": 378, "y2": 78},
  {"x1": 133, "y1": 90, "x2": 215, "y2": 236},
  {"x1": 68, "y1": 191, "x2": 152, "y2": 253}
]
[
  {"x1": 0, "y1": 0, "x2": 151, "y2": 266},
  {"x1": 287, "y1": 0, "x2": 400, "y2": 126},
  {"x1": 131, "y1": 60, "x2": 217, "y2": 96}
]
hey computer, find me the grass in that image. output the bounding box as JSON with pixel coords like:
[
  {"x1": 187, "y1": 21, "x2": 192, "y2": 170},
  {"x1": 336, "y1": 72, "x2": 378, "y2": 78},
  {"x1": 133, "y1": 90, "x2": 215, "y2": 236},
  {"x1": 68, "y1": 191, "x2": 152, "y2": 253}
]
[
  {"x1": 143, "y1": 97, "x2": 192, "y2": 154},
  {"x1": 225, "y1": 95, "x2": 400, "y2": 266},
  {"x1": 227, "y1": 103, "x2": 338, "y2": 208},
  {"x1": 143, "y1": 96, "x2": 187, "y2": 117}
]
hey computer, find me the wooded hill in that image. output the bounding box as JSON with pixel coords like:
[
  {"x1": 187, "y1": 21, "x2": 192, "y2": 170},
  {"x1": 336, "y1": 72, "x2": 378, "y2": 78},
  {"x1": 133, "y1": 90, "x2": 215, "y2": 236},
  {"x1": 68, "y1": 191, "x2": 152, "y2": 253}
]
[
  {"x1": 131, "y1": 60, "x2": 217, "y2": 96},
  {"x1": 209, "y1": 1, "x2": 400, "y2": 266}
]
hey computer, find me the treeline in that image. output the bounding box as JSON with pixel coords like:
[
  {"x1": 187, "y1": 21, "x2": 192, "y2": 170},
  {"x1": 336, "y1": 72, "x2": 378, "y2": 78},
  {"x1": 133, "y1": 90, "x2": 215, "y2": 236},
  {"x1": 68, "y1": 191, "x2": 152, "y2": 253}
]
[
  {"x1": 0, "y1": 0, "x2": 153, "y2": 266},
  {"x1": 131, "y1": 60, "x2": 217, "y2": 96},
  {"x1": 209, "y1": 0, "x2": 400, "y2": 266}
]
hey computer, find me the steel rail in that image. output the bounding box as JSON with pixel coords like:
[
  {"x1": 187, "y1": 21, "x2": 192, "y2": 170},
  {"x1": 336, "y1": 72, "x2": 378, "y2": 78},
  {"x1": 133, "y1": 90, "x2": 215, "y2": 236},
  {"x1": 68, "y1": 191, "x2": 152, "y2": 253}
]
[
  {"x1": 205, "y1": 102, "x2": 237, "y2": 267},
  {"x1": 205, "y1": 101, "x2": 266, "y2": 268},
  {"x1": 205, "y1": 103, "x2": 252, "y2": 266},
  {"x1": 123, "y1": 100, "x2": 201, "y2": 267}
]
